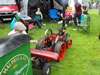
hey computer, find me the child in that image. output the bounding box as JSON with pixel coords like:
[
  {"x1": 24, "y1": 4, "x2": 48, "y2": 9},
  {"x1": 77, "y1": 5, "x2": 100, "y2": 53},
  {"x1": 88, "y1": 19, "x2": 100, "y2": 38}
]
[{"x1": 65, "y1": 9, "x2": 73, "y2": 26}]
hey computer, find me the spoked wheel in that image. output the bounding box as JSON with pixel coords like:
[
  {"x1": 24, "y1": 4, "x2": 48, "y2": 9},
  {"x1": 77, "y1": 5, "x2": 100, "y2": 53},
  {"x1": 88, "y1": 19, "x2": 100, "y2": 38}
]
[
  {"x1": 54, "y1": 41, "x2": 66, "y2": 62},
  {"x1": 66, "y1": 39, "x2": 72, "y2": 48},
  {"x1": 45, "y1": 29, "x2": 52, "y2": 36},
  {"x1": 36, "y1": 38, "x2": 45, "y2": 49},
  {"x1": 42, "y1": 63, "x2": 51, "y2": 75},
  {"x1": 66, "y1": 39, "x2": 72, "y2": 49}
]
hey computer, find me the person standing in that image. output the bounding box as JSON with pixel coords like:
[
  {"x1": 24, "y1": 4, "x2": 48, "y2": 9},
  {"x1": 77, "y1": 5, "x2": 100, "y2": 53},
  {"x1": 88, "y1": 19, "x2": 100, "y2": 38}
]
[{"x1": 73, "y1": 2, "x2": 83, "y2": 26}]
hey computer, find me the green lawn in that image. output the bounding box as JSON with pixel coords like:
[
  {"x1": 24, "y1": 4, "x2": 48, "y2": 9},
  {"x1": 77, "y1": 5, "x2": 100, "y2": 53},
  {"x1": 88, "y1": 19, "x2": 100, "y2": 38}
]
[{"x1": 0, "y1": 9, "x2": 100, "y2": 75}]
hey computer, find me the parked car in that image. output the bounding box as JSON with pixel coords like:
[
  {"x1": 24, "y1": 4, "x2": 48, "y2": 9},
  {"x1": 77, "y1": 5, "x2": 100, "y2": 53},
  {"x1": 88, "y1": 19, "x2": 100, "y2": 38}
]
[{"x1": 0, "y1": 0, "x2": 18, "y2": 21}]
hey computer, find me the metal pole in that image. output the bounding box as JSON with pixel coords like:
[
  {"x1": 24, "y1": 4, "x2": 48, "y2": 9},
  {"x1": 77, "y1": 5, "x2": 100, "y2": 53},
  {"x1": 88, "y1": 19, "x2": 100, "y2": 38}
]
[{"x1": 62, "y1": 6, "x2": 66, "y2": 28}]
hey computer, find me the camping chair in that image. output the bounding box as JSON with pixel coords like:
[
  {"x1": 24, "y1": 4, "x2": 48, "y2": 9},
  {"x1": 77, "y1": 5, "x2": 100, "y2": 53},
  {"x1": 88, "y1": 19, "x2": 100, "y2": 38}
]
[
  {"x1": 81, "y1": 14, "x2": 85, "y2": 22},
  {"x1": 11, "y1": 14, "x2": 35, "y2": 30},
  {"x1": 49, "y1": 9, "x2": 60, "y2": 22},
  {"x1": 77, "y1": 16, "x2": 91, "y2": 33}
]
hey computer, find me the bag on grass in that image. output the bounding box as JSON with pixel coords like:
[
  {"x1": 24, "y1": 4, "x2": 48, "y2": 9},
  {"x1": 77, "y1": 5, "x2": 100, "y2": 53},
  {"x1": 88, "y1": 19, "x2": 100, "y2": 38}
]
[{"x1": 11, "y1": 18, "x2": 16, "y2": 30}]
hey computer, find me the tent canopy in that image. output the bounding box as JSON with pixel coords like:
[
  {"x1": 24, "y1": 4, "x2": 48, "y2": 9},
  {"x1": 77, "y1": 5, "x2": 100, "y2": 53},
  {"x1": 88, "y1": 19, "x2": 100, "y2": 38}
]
[
  {"x1": 55, "y1": 0, "x2": 69, "y2": 7},
  {"x1": 28, "y1": 0, "x2": 40, "y2": 7}
]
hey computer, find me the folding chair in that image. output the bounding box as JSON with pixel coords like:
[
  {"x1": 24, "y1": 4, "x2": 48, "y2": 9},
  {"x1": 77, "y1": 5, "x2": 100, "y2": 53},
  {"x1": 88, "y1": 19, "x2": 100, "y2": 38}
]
[
  {"x1": 11, "y1": 18, "x2": 16, "y2": 30},
  {"x1": 49, "y1": 9, "x2": 60, "y2": 22},
  {"x1": 77, "y1": 16, "x2": 91, "y2": 33},
  {"x1": 81, "y1": 14, "x2": 85, "y2": 22},
  {"x1": 10, "y1": 14, "x2": 22, "y2": 30},
  {"x1": 11, "y1": 14, "x2": 35, "y2": 30}
]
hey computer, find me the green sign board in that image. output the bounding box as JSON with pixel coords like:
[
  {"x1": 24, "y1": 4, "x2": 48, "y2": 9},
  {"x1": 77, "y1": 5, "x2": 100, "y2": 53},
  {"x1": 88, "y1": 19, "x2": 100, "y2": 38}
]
[{"x1": 0, "y1": 43, "x2": 33, "y2": 75}]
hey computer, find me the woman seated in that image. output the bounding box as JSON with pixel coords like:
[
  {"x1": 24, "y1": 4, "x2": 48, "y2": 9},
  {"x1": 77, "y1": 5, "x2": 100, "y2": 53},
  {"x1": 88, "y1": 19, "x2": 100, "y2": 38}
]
[
  {"x1": 32, "y1": 8, "x2": 44, "y2": 29},
  {"x1": 34, "y1": 8, "x2": 43, "y2": 21}
]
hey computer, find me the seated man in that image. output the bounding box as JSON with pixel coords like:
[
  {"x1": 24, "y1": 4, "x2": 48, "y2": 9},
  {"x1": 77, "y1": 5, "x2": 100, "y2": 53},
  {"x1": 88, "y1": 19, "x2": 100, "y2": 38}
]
[
  {"x1": 8, "y1": 22, "x2": 37, "y2": 44},
  {"x1": 18, "y1": 8, "x2": 44, "y2": 33}
]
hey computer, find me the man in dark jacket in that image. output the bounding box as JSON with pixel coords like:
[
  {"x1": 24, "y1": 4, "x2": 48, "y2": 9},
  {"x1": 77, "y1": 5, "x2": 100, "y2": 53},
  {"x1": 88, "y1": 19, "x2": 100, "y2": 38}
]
[{"x1": 73, "y1": 2, "x2": 83, "y2": 26}]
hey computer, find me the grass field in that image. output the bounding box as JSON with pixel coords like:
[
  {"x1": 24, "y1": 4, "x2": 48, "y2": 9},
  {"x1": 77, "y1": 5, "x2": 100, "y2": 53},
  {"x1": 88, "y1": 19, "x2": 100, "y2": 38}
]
[{"x1": 0, "y1": 9, "x2": 100, "y2": 75}]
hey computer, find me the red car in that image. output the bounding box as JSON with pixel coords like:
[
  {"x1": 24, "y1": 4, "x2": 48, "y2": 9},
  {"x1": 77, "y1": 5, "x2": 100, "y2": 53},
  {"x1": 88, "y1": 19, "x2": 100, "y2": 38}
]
[{"x1": 0, "y1": 0, "x2": 18, "y2": 21}]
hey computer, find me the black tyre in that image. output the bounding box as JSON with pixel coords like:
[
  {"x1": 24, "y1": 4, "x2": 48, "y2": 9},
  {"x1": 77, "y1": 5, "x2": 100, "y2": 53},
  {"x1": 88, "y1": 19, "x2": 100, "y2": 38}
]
[
  {"x1": 36, "y1": 38, "x2": 45, "y2": 49},
  {"x1": 54, "y1": 41, "x2": 66, "y2": 62},
  {"x1": 42, "y1": 63, "x2": 51, "y2": 75}
]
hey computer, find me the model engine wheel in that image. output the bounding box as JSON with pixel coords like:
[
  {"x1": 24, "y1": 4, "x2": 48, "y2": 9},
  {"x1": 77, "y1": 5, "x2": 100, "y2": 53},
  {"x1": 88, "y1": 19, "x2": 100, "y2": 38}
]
[
  {"x1": 42, "y1": 63, "x2": 51, "y2": 75},
  {"x1": 54, "y1": 41, "x2": 66, "y2": 62},
  {"x1": 66, "y1": 39, "x2": 72, "y2": 49},
  {"x1": 36, "y1": 38, "x2": 45, "y2": 49}
]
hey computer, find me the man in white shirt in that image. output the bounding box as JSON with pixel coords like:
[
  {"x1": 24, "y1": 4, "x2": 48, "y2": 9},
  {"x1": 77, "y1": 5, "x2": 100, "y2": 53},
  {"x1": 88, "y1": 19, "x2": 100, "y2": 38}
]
[
  {"x1": 8, "y1": 22, "x2": 27, "y2": 35},
  {"x1": 8, "y1": 22, "x2": 37, "y2": 44}
]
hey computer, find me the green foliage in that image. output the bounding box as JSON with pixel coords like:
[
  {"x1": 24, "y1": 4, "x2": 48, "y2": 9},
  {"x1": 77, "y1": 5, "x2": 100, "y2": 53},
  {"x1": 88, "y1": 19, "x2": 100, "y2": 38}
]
[{"x1": 90, "y1": 0, "x2": 100, "y2": 2}]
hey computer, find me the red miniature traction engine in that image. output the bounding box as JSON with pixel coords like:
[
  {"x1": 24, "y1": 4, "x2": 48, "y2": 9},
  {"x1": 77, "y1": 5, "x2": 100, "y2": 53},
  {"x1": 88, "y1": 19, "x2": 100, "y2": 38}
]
[{"x1": 36, "y1": 28, "x2": 72, "y2": 62}]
